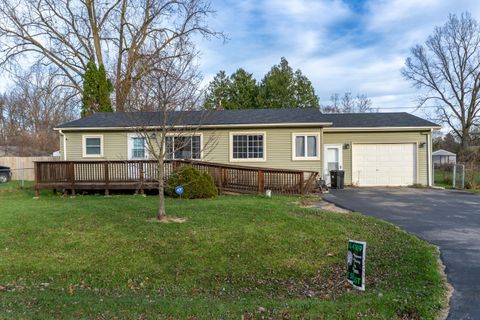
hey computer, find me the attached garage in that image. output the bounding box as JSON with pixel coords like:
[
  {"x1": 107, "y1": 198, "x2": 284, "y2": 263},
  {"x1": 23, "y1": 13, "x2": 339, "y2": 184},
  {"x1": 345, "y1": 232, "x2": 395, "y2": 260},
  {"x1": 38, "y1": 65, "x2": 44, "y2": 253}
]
[{"x1": 352, "y1": 143, "x2": 417, "y2": 186}]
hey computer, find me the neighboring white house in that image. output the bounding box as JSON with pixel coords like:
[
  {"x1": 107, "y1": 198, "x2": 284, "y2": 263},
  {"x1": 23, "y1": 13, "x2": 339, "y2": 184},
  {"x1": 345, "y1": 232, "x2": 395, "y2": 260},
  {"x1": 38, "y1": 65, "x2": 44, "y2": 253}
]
[{"x1": 432, "y1": 149, "x2": 456, "y2": 165}]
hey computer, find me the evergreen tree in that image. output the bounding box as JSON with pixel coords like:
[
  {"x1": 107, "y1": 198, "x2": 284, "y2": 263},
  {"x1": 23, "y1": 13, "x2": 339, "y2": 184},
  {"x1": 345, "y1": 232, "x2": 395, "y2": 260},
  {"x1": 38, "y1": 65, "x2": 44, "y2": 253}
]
[
  {"x1": 257, "y1": 57, "x2": 296, "y2": 108},
  {"x1": 203, "y1": 70, "x2": 231, "y2": 110},
  {"x1": 81, "y1": 61, "x2": 113, "y2": 117},
  {"x1": 202, "y1": 57, "x2": 319, "y2": 110},
  {"x1": 257, "y1": 57, "x2": 319, "y2": 109},
  {"x1": 228, "y1": 68, "x2": 258, "y2": 109},
  {"x1": 293, "y1": 70, "x2": 320, "y2": 108}
]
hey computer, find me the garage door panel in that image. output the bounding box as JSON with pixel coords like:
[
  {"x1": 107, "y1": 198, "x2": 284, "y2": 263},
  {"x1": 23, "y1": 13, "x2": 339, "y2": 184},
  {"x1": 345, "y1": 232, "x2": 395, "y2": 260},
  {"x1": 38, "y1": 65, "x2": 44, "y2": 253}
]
[{"x1": 352, "y1": 143, "x2": 416, "y2": 187}]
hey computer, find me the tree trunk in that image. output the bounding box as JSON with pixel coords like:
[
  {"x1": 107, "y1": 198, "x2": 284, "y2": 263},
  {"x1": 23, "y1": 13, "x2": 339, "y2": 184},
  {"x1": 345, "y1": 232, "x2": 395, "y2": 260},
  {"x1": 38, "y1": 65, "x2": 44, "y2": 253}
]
[
  {"x1": 460, "y1": 127, "x2": 472, "y2": 156},
  {"x1": 157, "y1": 157, "x2": 166, "y2": 220},
  {"x1": 115, "y1": 84, "x2": 125, "y2": 112},
  {"x1": 85, "y1": 0, "x2": 103, "y2": 65},
  {"x1": 115, "y1": 81, "x2": 129, "y2": 112},
  {"x1": 115, "y1": 0, "x2": 127, "y2": 113}
]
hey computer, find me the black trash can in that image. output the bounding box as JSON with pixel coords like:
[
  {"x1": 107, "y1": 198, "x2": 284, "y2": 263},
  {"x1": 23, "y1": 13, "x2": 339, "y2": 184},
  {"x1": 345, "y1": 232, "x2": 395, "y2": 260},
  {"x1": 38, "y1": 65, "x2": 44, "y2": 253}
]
[{"x1": 330, "y1": 170, "x2": 344, "y2": 189}]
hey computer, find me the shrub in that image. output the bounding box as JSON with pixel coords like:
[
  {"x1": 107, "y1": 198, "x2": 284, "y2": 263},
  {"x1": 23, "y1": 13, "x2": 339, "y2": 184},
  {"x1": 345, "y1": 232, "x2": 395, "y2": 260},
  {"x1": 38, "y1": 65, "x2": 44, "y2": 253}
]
[{"x1": 166, "y1": 165, "x2": 217, "y2": 199}]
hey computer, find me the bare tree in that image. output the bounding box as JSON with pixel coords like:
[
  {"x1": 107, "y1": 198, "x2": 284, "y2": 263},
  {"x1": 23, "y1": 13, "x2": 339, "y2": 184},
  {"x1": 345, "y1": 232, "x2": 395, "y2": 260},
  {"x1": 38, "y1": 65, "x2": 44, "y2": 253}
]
[
  {"x1": 127, "y1": 42, "x2": 216, "y2": 220},
  {"x1": 402, "y1": 12, "x2": 480, "y2": 152},
  {"x1": 0, "y1": 0, "x2": 219, "y2": 111},
  {"x1": 321, "y1": 92, "x2": 376, "y2": 113},
  {"x1": 432, "y1": 132, "x2": 460, "y2": 153},
  {"x1": 0, "y1": 65, "x2": 77, "y2": 155}
]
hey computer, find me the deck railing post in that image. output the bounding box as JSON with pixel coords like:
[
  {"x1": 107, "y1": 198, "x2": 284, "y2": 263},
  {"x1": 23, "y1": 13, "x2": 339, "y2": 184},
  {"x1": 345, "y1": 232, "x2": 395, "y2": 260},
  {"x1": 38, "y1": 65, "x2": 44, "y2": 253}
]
[
  {"x1": 299, "y1": 173, "x2": 305, "y2": 194},
  {"x1": 217, "y1": 167, "x2": 223, "y2": 194},
  {"x1": 104, "y1": 162, "x2": 110, "y2": 196},
  {"x1": 69, "y1": 162, "x2": 76, "y2": 196},
  {"x1": 139, "y1": 161, "x2": 145, "y2": 195},
  {"x1": 258, "y1": 170, "x2": 265, "y2": 194}
]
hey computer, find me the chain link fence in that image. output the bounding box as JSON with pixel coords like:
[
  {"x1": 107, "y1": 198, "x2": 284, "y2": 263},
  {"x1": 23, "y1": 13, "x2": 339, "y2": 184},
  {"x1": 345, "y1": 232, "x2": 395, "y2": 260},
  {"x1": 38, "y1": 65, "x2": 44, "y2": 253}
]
[
  {"x1": 0, "y1": 167, "x2": 34, "y2": 186},
  {"x1": 434, "y1": 163, "x2": 480, "y2": 190}
]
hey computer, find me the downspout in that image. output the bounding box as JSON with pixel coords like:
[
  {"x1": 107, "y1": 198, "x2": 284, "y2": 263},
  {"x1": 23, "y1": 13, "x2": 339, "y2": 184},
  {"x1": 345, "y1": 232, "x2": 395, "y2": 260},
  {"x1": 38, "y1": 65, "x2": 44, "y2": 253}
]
[
  {"x1": 59, "y1": 130, "x2": 67, "y2": 161},
  {"x1": 320, "y1": 127, "x2": 324, "y2": 179},
  {"x1": 429, "y1": 129, "x2": 433, "y2": 186},
  {"x1": 421, "y1": 131, "x2": 433, "y2": 187}
]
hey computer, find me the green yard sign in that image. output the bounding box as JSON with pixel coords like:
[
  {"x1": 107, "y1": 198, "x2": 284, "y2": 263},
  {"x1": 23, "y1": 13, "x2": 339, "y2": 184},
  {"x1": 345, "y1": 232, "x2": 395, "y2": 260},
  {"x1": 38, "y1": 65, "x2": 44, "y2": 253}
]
[{"x1": 347, "y1": 240, "x2": 366, "y2": 291}]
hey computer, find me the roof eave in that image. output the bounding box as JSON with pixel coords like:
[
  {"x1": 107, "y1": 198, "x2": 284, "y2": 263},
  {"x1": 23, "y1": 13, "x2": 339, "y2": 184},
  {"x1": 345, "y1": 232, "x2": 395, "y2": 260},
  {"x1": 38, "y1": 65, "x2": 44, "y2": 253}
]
[
  {"x1": 54, "y1": 122, "x2": 334, "y2": 131},
  {"x1": 323, "y1": 126, "x2": 442, "y2": 132}
]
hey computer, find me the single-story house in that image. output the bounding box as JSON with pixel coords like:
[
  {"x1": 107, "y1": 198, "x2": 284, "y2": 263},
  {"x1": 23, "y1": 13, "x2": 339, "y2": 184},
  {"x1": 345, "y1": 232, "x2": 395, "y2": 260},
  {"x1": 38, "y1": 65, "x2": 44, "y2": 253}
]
[
  {"x1": 432, "y1": 149, "x2": 457, "y2": 165},
  {"x1": 56, "y1": 109, "x2": 440, "y2": 187}
]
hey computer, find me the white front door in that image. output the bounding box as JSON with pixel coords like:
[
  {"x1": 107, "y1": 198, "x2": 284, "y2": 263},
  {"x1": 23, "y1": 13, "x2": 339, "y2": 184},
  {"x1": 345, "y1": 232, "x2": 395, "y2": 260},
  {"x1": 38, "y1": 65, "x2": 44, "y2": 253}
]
[
  {"x1": 127, "y1": 134, "x2": 148, "y2": 179},
  {"x1": 323, "y1": 144, "x2": 343, "y2": 185}
]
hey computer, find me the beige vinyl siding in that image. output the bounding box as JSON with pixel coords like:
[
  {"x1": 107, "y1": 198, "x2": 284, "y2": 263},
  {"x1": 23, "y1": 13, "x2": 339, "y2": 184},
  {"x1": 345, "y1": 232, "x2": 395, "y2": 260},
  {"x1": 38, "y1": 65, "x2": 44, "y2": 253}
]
[
  {"x1": 64, "y1": 131, "x2": 128, "y2": 161},
  {"x1": 60, "y1": 128, "x2": 432, "y2": 186},
  {"x1": 323, "y1": 131, "x2": 430, "y2": 185},
  {"x1": 202, "y1": 128, "x2": 322, "y2": 173},
  {"x1": 63, "y1": 128, "x2": 323, "y2": 172}
]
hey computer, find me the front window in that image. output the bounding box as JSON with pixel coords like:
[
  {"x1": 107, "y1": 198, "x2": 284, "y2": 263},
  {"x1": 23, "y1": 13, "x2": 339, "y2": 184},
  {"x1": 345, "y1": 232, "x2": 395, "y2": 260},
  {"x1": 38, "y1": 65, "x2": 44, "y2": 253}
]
[
  {"x1": 131, "y1": 137, "x2": 146, "y2": 159},
  {"x1": 232, "y1": 134, "x2": 264, "y2": 160},
  {"x1": 293, "y1": 134, "x2": 319, "y2": 160},
  {"x1": 165, "y1": 136, "x2": 201, "y2": 160},
  {"x1": 83, "y1": 136, "x2": 103, "y2": 157}
]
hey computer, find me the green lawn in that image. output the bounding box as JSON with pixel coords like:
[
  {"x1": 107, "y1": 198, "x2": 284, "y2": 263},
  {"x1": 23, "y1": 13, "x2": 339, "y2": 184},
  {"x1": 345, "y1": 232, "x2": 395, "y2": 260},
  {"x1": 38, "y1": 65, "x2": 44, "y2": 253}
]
[
  {"x1": 434, "y1": 167, "x2": 480, "y2": 192},
  {"x1": 0, "y1": 182, "x2": 447, "y2": 319}
]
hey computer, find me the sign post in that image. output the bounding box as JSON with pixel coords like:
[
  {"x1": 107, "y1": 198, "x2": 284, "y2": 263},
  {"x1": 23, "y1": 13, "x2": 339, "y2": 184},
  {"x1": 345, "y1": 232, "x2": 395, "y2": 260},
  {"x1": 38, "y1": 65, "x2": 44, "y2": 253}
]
[{"x1": 347, "y1": 240, "x2": 366, "y2": 291}]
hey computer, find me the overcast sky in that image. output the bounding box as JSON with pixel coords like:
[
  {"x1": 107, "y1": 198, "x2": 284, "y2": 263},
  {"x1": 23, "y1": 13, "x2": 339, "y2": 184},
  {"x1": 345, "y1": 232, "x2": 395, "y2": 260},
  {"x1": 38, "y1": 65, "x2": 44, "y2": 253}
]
[{"x1": 197, "y1": 0, "x2": 480, "y2": 115}]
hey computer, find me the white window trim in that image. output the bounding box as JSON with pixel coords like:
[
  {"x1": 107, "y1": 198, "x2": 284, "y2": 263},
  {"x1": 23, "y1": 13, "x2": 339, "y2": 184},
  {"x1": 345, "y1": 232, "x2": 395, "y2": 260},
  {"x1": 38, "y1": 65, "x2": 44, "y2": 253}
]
[
  {"x1": 291, "y1": 132, "x2": 320, "y2": 161},
  {"x1": 164, "y1": 133, "x2": 203, "y2": 160},
  {"x1": 127, "y1": 133, "x2": 149, "y2": 160},
  {"x1": 229, "y1": 131, "x2": 267, "y2": 162},
  {"x1": 82, "y1": 134, "x2": 104, "y2": 158}
]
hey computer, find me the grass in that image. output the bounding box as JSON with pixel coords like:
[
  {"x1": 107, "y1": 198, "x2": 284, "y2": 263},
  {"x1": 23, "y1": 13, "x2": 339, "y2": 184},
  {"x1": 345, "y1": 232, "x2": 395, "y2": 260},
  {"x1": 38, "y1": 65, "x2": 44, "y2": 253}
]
[
  {"x1": 0, "y1": 182, "x2": 447, "y2": 319},
  {"x1": 434, "y1": 167, "x2": 480, "y2": 192}
]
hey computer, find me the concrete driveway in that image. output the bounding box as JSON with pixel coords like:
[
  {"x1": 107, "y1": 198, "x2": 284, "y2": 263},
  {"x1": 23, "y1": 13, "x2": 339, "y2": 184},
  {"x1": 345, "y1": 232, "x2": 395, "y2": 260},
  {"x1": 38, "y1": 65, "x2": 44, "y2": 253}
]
[{"x1": 323, "y1": 188, "x2": 480, "y2": 320}]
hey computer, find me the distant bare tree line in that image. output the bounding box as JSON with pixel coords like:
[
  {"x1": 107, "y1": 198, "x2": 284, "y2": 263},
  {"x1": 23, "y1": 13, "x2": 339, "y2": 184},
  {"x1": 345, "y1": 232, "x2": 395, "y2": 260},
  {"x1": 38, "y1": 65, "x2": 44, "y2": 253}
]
[
  {"x1": 0, "y1": 0, "x2": 219, "y2": 113},
  {"x1": 320, "y1": 92, "x2": 377, "y2": 113},
  {"x1": 0, "y1": 0, "x2": 218, "y2": 155},
  {"x1": 0, "y1": 66, "x2": 77, "y2": 155}
]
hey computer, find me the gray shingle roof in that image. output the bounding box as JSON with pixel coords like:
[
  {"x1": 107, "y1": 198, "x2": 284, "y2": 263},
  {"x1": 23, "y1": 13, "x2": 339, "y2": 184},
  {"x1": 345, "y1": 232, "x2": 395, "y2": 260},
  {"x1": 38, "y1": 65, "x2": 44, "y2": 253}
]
[
  {"x1": 432, "y1": 149, "x2": 456, "y2": 156},
  {"x1": 57, "y1": 109, "x2": 440, "y2": 129}
]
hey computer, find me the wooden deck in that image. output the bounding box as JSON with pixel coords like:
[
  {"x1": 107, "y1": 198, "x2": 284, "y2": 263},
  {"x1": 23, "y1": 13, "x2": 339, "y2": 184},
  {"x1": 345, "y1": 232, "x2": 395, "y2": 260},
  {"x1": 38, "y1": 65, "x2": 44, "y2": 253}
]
[{"x1": 34, "y1": 160, "x2": 319, "y2": 196}]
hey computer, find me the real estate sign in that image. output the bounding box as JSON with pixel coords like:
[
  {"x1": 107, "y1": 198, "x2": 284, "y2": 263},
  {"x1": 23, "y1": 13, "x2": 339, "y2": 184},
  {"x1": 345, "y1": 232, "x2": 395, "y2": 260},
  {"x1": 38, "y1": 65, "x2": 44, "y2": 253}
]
[{"x1": 347, "y1": 240, "x2": 366, "y2": 291}]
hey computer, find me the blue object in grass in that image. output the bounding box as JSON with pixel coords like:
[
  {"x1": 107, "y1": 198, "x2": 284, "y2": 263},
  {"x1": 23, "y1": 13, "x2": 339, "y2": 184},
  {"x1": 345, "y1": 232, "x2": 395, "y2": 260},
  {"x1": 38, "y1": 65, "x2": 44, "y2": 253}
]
[{"x1": 175, "y1": 186, "x2": 184, "y2": 196}]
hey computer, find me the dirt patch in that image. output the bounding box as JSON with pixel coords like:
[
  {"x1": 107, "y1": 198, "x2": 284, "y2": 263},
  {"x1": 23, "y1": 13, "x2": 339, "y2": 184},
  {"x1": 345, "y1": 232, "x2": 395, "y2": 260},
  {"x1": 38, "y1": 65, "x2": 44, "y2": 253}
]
[
  {"x1": 147, "y1": 216, "x2": 186, "y2": 223},
  {"x1": 298, "y1": 199, "x2": 351, "y2": 213}
]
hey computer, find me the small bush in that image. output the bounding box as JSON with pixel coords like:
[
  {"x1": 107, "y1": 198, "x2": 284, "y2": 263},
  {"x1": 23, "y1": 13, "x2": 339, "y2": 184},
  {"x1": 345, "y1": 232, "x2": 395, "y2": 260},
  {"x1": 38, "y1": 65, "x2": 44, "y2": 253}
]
[{"x1": 166, "y1": 165, "x2": 217, "y2": 199}]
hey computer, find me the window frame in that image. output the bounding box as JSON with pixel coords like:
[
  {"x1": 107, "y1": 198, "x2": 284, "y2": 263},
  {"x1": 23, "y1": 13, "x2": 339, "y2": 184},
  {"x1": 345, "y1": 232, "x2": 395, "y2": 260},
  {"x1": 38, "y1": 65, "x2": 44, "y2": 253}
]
[
  {"x1": 82, "y1": 134, "x2": 104, "y2": 158},
  {"x1": 291, "y1": 132, "x2": 320, "y2": 161},
  {"x1": 229, "y1": 132, "x2": 267, "y2": 162},
  {"x1": 164, "y1": 133, "x2": 203, "y2": 160},
  {"x1": 127, "y1": 133, "x2": 149, "y2": 160}
]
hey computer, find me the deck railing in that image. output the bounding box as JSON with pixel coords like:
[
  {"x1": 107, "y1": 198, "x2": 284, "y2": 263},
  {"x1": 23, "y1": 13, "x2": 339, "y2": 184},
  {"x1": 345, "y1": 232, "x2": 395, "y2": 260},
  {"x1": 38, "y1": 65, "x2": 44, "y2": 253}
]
[{"x1": 34, "y1": 160, "x2": 318, "y2": 196}]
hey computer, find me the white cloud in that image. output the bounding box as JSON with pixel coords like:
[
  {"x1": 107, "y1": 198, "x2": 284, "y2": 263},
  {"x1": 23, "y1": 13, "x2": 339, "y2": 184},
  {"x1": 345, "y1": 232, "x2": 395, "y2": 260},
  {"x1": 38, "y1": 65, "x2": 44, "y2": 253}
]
[{"x1": 199, "y1": 0, "x2": 480, "y2": 116}]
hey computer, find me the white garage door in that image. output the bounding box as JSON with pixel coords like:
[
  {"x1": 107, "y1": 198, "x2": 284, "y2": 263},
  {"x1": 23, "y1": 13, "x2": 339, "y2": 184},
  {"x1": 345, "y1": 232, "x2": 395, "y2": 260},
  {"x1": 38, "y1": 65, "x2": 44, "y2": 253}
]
[{"x1": 352, "y1": 143, "x2": 417, "y2": 186}]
